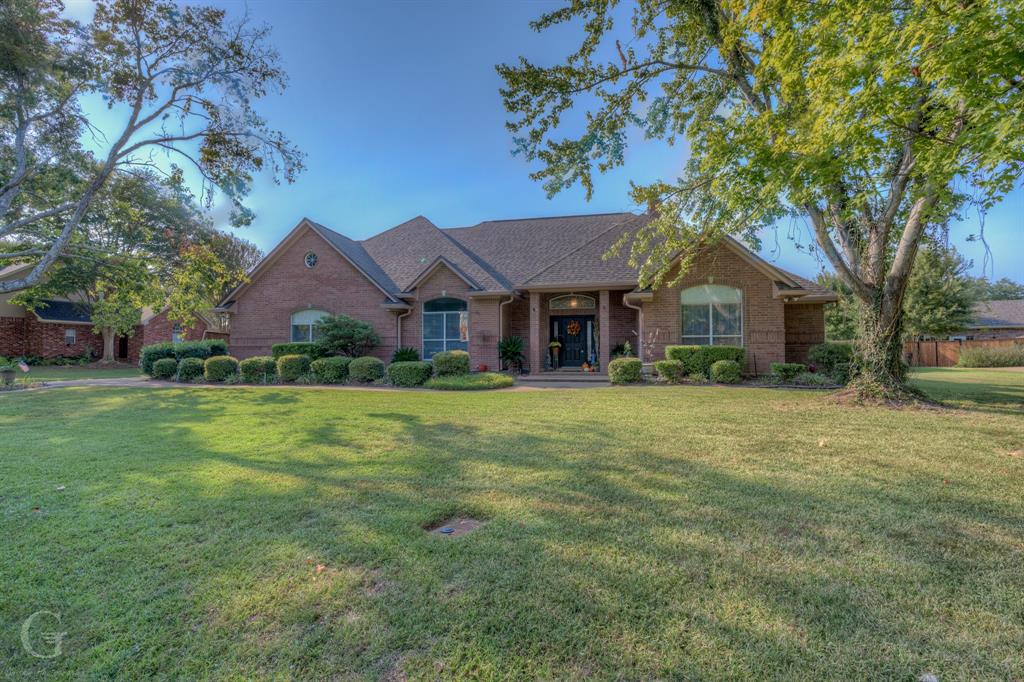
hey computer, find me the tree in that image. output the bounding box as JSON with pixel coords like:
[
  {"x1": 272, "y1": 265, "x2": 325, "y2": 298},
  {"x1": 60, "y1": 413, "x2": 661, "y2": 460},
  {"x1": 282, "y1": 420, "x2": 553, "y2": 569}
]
[
  {"x1": 314, "y1": 314, "x2": 380, "y2": 358},
  {"x1": 499, "y1": 0, "x2": 1024, "y2": 400},
  {"x1": 970, "y1": 277, "x2": 1024, "y2": 301},
  {"x1": 1, "y1": 0, "x2": 302, "y2": 293},
  {"x1": 817, "y1": 273, "x2": 858, "y2": 341},
  {"x1": 903, "y1": 245, "x2": 975, "y2": 339}
]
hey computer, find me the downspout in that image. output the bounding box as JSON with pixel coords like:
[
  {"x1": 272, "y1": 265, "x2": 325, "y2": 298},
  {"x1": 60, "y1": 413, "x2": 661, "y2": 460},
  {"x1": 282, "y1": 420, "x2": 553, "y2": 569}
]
[
  {"x1": 498, "y1": 294, "x2": 515, "y2": 339},
  {"x1": 622, "y1": 294, "x2": 644, "y2": 363},
  {"x1": 396, "y1": 308, "x2": 412, "y2": 348}
]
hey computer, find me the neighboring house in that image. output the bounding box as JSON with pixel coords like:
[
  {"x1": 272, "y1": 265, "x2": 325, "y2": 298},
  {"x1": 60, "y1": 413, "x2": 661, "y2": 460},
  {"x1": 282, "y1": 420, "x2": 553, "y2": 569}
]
[
  {"x1": 0, "y1": 263, "x2": 226, "y2": 363},
  {"x1": 951, "y1": 299, "x2": 1024, "y2": 340},
  {"x1": 219, "y1": 213, "x2": 836, "y2": 374}
]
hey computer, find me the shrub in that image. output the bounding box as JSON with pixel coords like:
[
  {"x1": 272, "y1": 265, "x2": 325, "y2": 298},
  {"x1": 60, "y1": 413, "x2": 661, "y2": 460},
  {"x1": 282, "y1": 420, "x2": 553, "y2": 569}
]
[
  {"x1": 391, "y1": 346, "x2": 420, "y2": 362},
  {"x1": 140, "y1": 343, "x2": 175, "y2": 375},
  {"x1": 792, "y1": 371, "x2": 833, "y2": 386},
  {"x1": 277, "y1": 354, "x2": 311, "y2": 382},
  {"x1": 239, "y1": 356, "x2": 277, "y2": 383},
  {"x1": 271, "y1": 342, "x2": 324, "y2": 360},
  {"x1": 425, "y1": 372, "x2": 514, "y2": 390},
  {"x1": 204, "y1": 356, "x2": 239, "y2": 382},
  {"x1": 608, "y1": 357, "x2": 643, "y2": 384},
  {"x1": 314, "y1": 314, "x2": 380, "y2": 357},
  {"x1": 349, "y1": 356, "x2": 385, "y2": 383},
  {"x1": 710, "y1": 359, "x2": 742, "y2": 384},
  {"x1": 152, "y1": 358, "x2": 178, "y2": 380},
  {"x1": 831, "y1": 362, "x2": 853, "y2": 385},
  {"x1": 498, "y1": 336, "x2": 525, "y2": 372},
  {"x1": 387, "y1": 360, "x2": 433, "y2": 387},
  {"x1": 654, "y1": 359, "x2": 686, "y2": 384},
  {"x1": 176, "y1": 357, "x2": 205, "y2": 382},
  {"x1": 957, "y1": 344, "x2": 1024, "y2": 368},
  {"x1": 771, "y1": 362, "x2": 807, "y2": 382},
  {"x1": 687, "y1": 372, "x2": 709, "y2": 384},
  {"x1": 432, "y1": 350, "x2": 470, "y2": 376},
  {"x1": 140, "y1": 339, "x2": 228, "y2": 375},
  {"x1": 310, "y1": 356, "x2": 351, "y2": 384},
  {"x1": 808, "y1": 342, "x2": 854, "y2": 377},
  {"x1": 665, "y1": 345, "x2": 745, "y2": 376}
]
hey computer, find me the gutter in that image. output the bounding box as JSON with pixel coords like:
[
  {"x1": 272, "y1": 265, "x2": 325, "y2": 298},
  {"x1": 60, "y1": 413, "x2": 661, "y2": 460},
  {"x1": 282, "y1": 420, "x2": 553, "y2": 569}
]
[
  {"x1": 621, "y1": 292, "x2": 645, "y2": 362},
  {"x1": 498, "y1": 294, "x2": 515, "y2": 339},
  {"x1": 396, "y1": 307, "x2": 412, "y2": 348}
]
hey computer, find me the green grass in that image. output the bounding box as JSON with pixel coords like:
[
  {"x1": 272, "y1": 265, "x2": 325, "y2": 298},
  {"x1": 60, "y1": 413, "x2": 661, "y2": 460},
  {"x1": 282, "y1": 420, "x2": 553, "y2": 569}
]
[
  {"x1": 1, "y1": 378, "x2": 1021, "y2": 679},
  {"x1": 18, "y1": 366, "x2": 143, "y2": 382},
  {"x1": 424, "y1": 371, "x2": 514, "y2": 390},
  {"x1": 911, "y1": 367, "x2": 1024, "y2": 414}
]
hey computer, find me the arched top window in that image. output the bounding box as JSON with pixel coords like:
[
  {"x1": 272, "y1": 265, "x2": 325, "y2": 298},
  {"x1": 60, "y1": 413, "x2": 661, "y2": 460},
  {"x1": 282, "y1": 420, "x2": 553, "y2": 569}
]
[
  {"x1": 291, "y1": 309, "x2": 329, "y2": 342},
  {"x1": 681, "y1": 285, "x2": 743, "y2": 346},
  {"x1": 423, "y1": 297, "x2": 468, "y2": 359},
  {"x1": 549, "y1": 294, "x2": 596, "y2": 310}
]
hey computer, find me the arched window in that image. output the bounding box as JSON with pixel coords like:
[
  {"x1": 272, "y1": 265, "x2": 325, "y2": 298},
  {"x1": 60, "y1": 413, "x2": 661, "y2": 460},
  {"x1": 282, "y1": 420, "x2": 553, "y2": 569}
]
[
  {"x1": 549, "y1": 294, "x2": 596, "y2": 310},
  {"x1": 423, "y1": 297, "x2": 468, "y2": 359},
  {"x1": 681, "y1": 285, "x2": 743, "y2": 346},
  {"x1": 290, "y1": 309, "x2": 329, "y2": 342}
]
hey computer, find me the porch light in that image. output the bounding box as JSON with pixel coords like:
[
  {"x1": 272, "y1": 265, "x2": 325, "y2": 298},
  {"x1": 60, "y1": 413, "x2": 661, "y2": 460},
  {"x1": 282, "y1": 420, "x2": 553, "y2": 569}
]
[{"x1": 569, "y1": 296, "x2": 578, "y2": 307}]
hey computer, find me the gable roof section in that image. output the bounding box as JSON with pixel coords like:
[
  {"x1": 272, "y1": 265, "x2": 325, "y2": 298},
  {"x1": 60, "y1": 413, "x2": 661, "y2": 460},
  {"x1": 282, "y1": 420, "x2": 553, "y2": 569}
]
[
  {"x1": 33, "y1": 299, "x2": 92, "y2": 324},
  {"x1": 403, "y1": 256, "x2": 482, "y2": 293},
  {"x1": 970, "y1": 299, "x2": 1024, "y2": 329}
]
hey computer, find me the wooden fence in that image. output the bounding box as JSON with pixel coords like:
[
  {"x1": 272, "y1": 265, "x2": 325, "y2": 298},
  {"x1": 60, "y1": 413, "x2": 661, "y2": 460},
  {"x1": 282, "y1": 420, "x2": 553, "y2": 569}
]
[{"x1": 903, "y1": 338, "x2": 1020, "y2": 367}]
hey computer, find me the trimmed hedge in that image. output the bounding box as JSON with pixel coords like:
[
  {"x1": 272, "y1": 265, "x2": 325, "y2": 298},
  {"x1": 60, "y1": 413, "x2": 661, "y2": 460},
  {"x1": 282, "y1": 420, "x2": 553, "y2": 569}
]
[
  {"x1": 710, "y1": 359, "x2": 742, "y2": 384},
  {"x1": 957, "y1": 344, "x2": 1024, "y2": 368},
  {"x1": 271, "y1": 342, "x2": 325, "y2": 360},
  {"x1": 349, "y1": 356, "x2": 385, "y2": 383},
  {"x1": 152, "y1": 357, "x2": 178, "y2": 380},
  {"x1": 176, "y1": 357, "x2": 205, "y2": 382},
  {"x1": 771, "y1": 362, "x2": 806, "y2": 382},
  {"x1": 665, "y1": 345, "x2": 745, "y2": 376},
  {"x1": 387, "y1": 360, "x2": 433, "y2": 387},
  {"x1": 432, "y1": 350, "x2": 470, "y2": 376},
  {"x1": 204, "y1": 356, "x2": 239, "y2": 382},
  {"x1": 311, "y1": 356, "x2": 351, "y2": 384},
  {"x1": 140, "y1": 339, "x2": 228, "y2": 375},
  {"x1": 808, "y1": 342, "x2": 854, "y2": 377},
  {"x1": 239, "y1": 356, "x2": 277, "y2": 383},
  {"x1": 608, "y1": 357, "x2": 643, "y2": 384},
  {"x1": 277, "y1": 354, "x2": 311, "y2": 382},
  {"x1": 654, "y1": 359, "x2": 686, "y2": 384}
]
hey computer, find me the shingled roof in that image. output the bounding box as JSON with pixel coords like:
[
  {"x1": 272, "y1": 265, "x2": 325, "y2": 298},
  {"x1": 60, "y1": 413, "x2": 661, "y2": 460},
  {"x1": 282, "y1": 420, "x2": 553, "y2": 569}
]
[{"x1": 970, "y1": 299, "x2": 1024, "y2": 329}]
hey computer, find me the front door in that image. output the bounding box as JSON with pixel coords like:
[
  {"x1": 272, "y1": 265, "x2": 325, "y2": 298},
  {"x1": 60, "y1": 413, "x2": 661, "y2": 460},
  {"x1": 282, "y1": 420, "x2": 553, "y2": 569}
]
[
  {"x1": 117, "y1": 335, "x2": 129, "y2": 360},
  {"x1": 552, "y1": 315, "x2": 593, "y2": 367}
]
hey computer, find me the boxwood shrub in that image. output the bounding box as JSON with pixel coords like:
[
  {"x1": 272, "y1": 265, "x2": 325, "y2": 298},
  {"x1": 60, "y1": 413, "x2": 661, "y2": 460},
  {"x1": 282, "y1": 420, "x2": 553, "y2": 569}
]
[
  {"x1": 152, "y1": 357, "x2": 178, "y2": 380},
  {"x1": 654, "y1": 359, "x2": 686, "y2": 384},
  {"x1": 204, "y1": 356, "x2": 239, "y2": 382},
  {"x1": 665, "y1": 345, "x2": 745, "y2": 376},
  {"x1": 239, "y1": 356, "x2": 277, "y2": 383},
  {"x1": 349, "y1": 356, "x2": 385, "y2": 383},
  {"x1": 608, "y1": 357, "x2": 643, "y2": 384},
  {"x1": 710, "y1": 359, "x2": 742, "y2": 384},
  {"x1": 808, "y1": 342, "x2": 854, "y2": 376},
  {"x1": 432, "y1": 350, "x2": 470, "y2": 376},
  {"x1": 387, "y1": 360, "x2": 433, "y2": 387},
  {"x1": 271, "y1": 342, "x2": 325, "y2": 360},
  {"x1": 176, "y1": 357, "x2": 205, "y2": 382},
  {"x1": 140, "y1": 339, "x2": 228, "y2": 375},
  {"x1": 310, "y1": 356, "x2": 352, "y2": 384},
  {"x1": 277, "y1": 354, "x2": 311, "y2": 382},
  {"x1": 771, "y1": 362, "x2": 807, "y2": 382}
]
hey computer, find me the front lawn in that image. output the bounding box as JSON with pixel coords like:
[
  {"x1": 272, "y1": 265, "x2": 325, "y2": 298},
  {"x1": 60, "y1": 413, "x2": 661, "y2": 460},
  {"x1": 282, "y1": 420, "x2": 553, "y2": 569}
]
[
  {"x1": 1, "y1": 382, "x2": 1021, "y2": 679},
  {"x1": 17, "y1": 365, "x2": 143, "y2": 382},
  {"x1": 910, "y1": 366, "x2": 1024, "y2": 414}
]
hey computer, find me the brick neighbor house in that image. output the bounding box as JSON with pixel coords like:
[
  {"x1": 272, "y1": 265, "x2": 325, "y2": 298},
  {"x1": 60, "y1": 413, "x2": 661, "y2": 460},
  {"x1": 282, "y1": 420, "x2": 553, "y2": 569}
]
[
  {"x1": 219, "y1": 212, "x2": 836, "y2": 375},
  {"x1": 953, "y1": 299, "x2": 1024, "y2": 340},
  {"x1": 0, "y1": 262, "x2": 227, "y2": 363}
]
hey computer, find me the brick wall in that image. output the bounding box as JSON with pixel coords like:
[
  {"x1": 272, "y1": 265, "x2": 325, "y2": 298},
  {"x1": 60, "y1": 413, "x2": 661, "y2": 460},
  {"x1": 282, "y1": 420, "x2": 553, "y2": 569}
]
[
  {"x1": 784, "y1": 303, "x2": 826, "y2": 362},
  {"x1": 0, "y1": 316, "x2": 26, "y2": 356},
  {"x1": 228, "y1": 227, "x2": 399, "y2": 360},
  {"x1": 142, "y1": 309, "x2": 209, "y2": 347},
  {"x1": 641, "y1": 244, "x2": 786, "y2": 374},
  {"x1": 23, "y1": 317, "x2": 104, "y2": 360}
]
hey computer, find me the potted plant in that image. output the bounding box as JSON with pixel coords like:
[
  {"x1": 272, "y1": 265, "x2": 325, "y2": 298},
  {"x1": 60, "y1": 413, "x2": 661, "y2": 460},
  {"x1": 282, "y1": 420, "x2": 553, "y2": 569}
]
[
  {"x1": 497, "y1": 336, "x2": 525, "y2": 374},
  {"x1": 548, "y1": 340, "x2": 562, "y2": 370}
]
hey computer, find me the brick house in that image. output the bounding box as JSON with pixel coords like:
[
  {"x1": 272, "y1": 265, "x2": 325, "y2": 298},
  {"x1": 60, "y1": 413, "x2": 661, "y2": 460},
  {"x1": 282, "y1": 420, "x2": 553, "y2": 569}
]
[
  {"x1": 0, "y1": 262, "x2": 226, "y2": 363},
  {"x1": 952, "y1": 300, "x2": 1024, "y2": 340},
  {"x1": 220, "y1": 213, "x2": 836, "y2": 374}
]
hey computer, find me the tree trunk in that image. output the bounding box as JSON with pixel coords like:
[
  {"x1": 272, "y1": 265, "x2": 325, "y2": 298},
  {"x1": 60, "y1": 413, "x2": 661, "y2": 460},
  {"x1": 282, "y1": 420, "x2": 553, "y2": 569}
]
[
  {"x1": 850, "y1": 293, "x2": 917, "y2": 401},
  {"x1": 101, "y1": 327, "x2": 117, "y2": 364}
]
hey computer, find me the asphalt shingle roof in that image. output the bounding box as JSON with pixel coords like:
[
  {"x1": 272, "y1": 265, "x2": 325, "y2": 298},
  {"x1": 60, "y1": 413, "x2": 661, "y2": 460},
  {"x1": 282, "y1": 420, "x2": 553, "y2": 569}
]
[
  {"x1": 33, "y1": 299, "x2": 92, "y2": 323},
  {"x1": 970, "y1": 299, "x2": 1024, "y2": 328}
]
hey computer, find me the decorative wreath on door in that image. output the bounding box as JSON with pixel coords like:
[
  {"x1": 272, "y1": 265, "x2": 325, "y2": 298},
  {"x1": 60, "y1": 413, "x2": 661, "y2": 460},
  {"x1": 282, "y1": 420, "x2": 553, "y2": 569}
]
[{"x1": 566, "y1": 320, "x2": 582, "y2": 336}]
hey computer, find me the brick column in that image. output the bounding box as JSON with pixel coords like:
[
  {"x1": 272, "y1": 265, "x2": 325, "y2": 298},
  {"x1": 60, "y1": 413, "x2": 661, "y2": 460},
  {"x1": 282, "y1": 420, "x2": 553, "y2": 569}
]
[
  {"x1": 599, "y1": 289, "x2": 610, "y2": 372},
  {"x1": 528, "y1": 291, "x2": 541, "y2": 373}
]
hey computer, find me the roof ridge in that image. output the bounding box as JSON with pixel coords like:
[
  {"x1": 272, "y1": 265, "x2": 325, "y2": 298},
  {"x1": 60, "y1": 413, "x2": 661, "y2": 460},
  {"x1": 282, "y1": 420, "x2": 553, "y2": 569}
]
[
  {"x1": 360, "y1": 215, "x2": 435, "y2": 244},
  {"x1": 521, "y1": 213, "x2": 646, "y2": 285},
  {"x1": 444, "y1": 211, "x2": 636, "y2": 230}
]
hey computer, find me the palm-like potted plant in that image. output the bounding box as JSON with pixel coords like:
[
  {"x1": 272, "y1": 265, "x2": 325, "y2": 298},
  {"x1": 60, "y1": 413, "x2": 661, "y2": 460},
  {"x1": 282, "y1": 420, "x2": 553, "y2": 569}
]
[
  {"x1": 497, "y1": 336, "x2": 525, "y2": 373},
  {"x1": 548, "y1": 340, "x2": 562, "y2": 370}
]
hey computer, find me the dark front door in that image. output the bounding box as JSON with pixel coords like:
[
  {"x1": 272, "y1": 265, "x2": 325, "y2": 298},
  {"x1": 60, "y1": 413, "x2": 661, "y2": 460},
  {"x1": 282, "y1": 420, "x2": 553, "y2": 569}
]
[
  {"x1": 118, "y1": 335, "x2": 129, "y2": 360},
  {"x1": 552, "y1": 315, "x2": 593, "y2": 367}
]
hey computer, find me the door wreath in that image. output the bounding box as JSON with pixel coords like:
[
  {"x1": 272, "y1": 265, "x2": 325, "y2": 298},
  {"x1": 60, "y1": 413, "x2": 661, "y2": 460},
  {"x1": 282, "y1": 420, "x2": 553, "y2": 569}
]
[{"x1": 566, "y1": 320, "x2": 581, "y2": 336}]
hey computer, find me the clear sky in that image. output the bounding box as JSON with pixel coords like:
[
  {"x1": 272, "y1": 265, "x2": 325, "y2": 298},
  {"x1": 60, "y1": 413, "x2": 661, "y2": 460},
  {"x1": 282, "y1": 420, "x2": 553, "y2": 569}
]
[{"x1": 64, "y1": 0, "x2": 1022, "y2": 281}]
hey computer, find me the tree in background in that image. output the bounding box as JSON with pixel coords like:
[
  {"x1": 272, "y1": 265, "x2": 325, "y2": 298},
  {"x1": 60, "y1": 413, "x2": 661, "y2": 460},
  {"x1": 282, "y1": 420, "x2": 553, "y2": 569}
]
[
  {"x1": 902, "y1": 246, "x2": 975, "y2": 339},
  {"x1": 817, "y1": 274, "x2": 857, "y2": 341},
  {"x1": 499, "y1": 0, "x2": 1024, "y2": 400},
  {"x1": 0, "y1": 0, "x2": 302, "y2": 293},
  {"x1": 970, "y1": 277, "x2": 1024, "y2": 301}
]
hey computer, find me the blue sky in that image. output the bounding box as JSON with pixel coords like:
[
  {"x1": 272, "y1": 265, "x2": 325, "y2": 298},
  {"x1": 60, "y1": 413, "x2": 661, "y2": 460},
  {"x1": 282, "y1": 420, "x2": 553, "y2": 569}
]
[{"x1": 65, "y1": 0, "x2": 1022, "y2": 281}]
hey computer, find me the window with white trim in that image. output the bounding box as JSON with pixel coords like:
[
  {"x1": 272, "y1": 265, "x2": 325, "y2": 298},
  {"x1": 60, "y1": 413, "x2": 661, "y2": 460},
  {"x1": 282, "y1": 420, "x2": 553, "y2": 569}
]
[
  {"x1": 64, "y1": 328, "x2": 76, "y2": 346},
  {"x1": 422, "y1": 297, "x2": 468, "y2": 359},
  {"x1": 290, "y1": 309, "x2": 329, "y2": 342},
  {"x1": 681, "y1": 285, "x2": 743, "y2": 346}
]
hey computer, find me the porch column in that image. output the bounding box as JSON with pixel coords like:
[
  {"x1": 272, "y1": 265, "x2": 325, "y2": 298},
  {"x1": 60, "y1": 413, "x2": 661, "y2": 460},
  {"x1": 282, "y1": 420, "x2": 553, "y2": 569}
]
[
  {"x1": 529, "y1": 290, "x2": 542, "y2": 373},
  {"x1": 599, "y1": 289, "x2": 610, "y2": 372}
]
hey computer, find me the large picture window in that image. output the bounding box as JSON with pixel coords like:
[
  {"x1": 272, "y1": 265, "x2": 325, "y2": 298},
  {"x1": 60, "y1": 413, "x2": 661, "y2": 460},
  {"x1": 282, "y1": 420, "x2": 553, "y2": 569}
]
[
  {"x1": 681, "y1": 285, "x2": 743, "y2": 346},
  {"x1": 423, "y1": 297, "x2": 468, "y2": 359},
  {"x1": 291, "y1": 309, "x2": 329, "y2": 342}
]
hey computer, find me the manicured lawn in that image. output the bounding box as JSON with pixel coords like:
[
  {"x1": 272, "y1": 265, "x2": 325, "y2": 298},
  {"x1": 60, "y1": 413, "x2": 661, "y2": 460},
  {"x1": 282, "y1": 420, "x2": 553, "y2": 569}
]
[
  {"x1": 1, "y1": 382, "x2": 1021, "y2": 679},
  {"x1": 17, "y1": 366, "x2": 143, "y2": 382},
  {"x1": 911, "y1": 366, "x2": 1024, "y2": 414}
]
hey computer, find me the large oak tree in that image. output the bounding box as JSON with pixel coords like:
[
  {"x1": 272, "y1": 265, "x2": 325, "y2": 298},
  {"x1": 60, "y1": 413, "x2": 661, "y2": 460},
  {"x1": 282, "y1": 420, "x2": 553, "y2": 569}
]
[{"x1": 499, "y1": 0, "x2": 1024, "y2": 399}]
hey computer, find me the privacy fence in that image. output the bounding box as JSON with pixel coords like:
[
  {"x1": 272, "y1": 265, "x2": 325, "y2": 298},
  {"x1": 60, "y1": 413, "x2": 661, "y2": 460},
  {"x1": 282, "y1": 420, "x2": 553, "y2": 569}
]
[{"x1": 903, "y1": 338, "x2": 1021, "y2": 367}]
